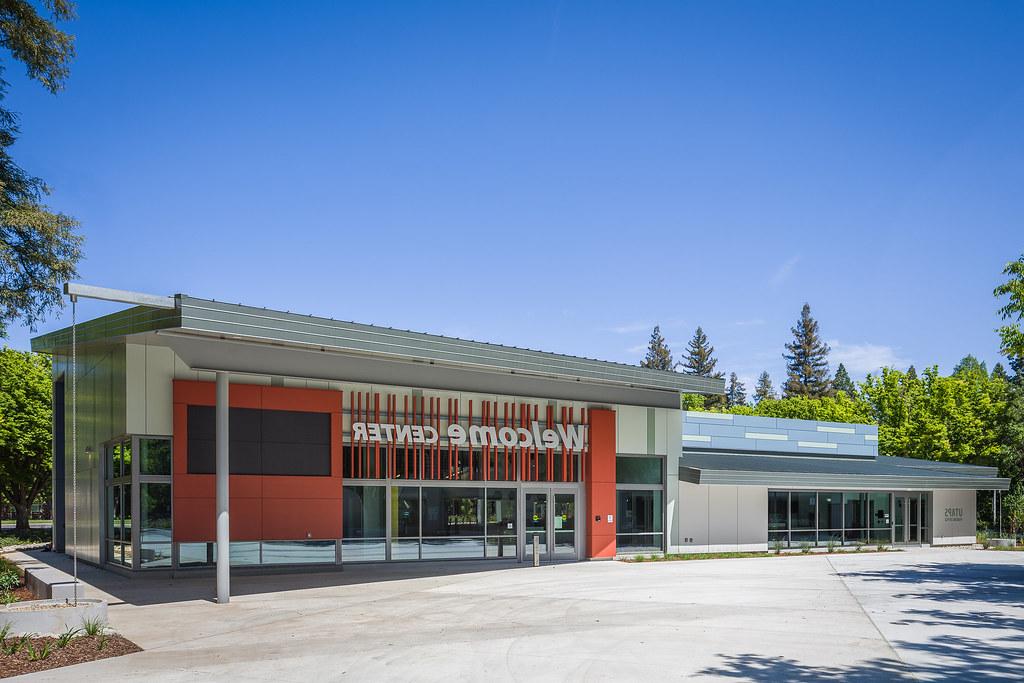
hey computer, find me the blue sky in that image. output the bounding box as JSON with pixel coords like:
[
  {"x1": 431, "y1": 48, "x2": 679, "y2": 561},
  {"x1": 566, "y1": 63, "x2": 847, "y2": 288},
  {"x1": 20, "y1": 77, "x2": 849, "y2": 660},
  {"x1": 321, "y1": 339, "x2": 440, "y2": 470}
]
[{"x1": 4, "y1": 1, "x2": 1023, "y2": 390}]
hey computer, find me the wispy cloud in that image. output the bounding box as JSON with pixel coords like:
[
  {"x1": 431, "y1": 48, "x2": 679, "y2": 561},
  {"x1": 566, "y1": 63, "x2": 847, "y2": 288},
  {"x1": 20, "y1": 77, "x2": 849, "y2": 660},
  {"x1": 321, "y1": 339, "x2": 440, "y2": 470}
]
[
  {"x1": 626, "y1": 343, "x2": 648, "y2": 354},
  {"x1": 769, "y1": 255, "x2": 800, "y2": 287},
  {"x1": 733, "y1": 318, "x2": 766, "y2": 327},
  {"x1": 829, "y1": 340, "x2": 909, "y2": 375},
  {"x1": 606, "y1": 322, "x2": 653, "y2": 334}
]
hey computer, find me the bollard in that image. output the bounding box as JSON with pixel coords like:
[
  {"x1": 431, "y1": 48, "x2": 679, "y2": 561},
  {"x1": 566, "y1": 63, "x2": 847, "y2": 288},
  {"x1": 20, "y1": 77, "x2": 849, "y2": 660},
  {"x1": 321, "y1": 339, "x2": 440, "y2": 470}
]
[{"x1": 532, "y1": 534, "x2": 540, "y2": 567}]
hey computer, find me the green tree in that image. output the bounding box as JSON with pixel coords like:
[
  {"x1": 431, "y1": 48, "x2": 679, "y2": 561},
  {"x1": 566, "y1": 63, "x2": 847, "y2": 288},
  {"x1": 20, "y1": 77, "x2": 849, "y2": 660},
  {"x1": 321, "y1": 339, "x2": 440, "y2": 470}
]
[
  {"x1": 726, "y1": 372, "x2": 747, "y2": 408},
  {"x1": 680, "y1": 393, "x2": 705, "y2": 411},
  {"x1": 994, "y1": 254, "x2": 1024, "y2": 364},
  {"x1": 0, "y1": 1, "x2": 81, "y2": 337},
  {"x1": 728, "y1": 392, "x2": 873, "y2": 424},
  {"x1": 953, "y1": 354, "x2": 988, "y2": 379},
  {"x1": 1004, "y1": 485, "x2": 1024, "y2": 538},
  {"x1": 860, "y1": 366, "x2": 1005, "y2": 465},
  {"x1": 639, "y1": 325, "x2": 673, "y2": 371},
  {"x1": 0, "y1": 348, "x2": 52, "y2": 531},
  {"x1": 992, "y1": 362, "x2": 1009, "y2": 383},
  {"x1": 783, "y1": 303, "x2": 832, "y2": 398},
  {"x1": 679, "y1": 326, "x2": 725, "y2": 408},
  {"x1": 906, "y1": 365, "x2": 918, "y2": 381},
  {"x1": 753, "y1": 371, "x2": 775, "y2": 403},
  {"x1": 832, "y1": 363, "x2": 856, "y2": 397}
]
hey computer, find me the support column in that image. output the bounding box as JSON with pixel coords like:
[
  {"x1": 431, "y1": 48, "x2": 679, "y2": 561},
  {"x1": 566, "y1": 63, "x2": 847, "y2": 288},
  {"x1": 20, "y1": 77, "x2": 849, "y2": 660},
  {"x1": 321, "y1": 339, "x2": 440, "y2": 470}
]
[{"x1": 216, "y1": 372, "x2": 230, "y2": 604}]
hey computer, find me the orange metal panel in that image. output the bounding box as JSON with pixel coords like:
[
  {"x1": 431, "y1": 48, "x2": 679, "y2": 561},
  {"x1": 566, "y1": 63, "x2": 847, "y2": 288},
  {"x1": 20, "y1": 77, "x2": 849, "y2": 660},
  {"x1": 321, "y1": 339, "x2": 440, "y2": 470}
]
[
  {"x1": 585, "y1": 408, "x2": 616, "y2": 558},
  {"x1": 262, "y1": 498, "x2": 341, "y2": 540}
]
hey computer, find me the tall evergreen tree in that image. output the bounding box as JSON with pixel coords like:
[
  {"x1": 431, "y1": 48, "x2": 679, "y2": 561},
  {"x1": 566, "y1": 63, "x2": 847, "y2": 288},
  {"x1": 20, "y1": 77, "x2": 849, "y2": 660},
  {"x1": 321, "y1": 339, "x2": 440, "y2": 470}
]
[
  {"x1": 992, "y1": 362, "x2": 1009, "y2": 383},
  {"x1": 783, "y1": 303, "x2": 832, "y2": 398},
  {"x1": 679, "y1": 326, "x2": 725, "y2": 408},
  {"x1": 953, "y1": 354, "x2": 988, "y2": 378},
  {"x1": 832, "y1": 363, "x2": 857, "y2": 397},
  {"x1": 726, "y1": 372, "x2": 747, "y2": 408},
  {"x1": 753, "y1": 371, "x2": 776, "y2": 403},
  {"x1": 906, "y1": 365, "x2": 918, "y2": 381},
  {"x1": 680, "y1": 326, "x2": 719, "y2": 376},
  {"x1": 639, "y1": 325, "x2": 673, "y2": 371}
]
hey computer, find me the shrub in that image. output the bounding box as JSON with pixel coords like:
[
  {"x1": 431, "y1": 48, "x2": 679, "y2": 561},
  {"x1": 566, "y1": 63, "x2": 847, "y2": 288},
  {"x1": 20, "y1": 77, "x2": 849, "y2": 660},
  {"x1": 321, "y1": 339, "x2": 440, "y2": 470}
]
[
  {"x1": 25, "y1": 639, "x2": 55, "y2": 662},
  {"x1": 826, "y1": 538, "x2": 837, "y2": 553},
  {"x1": 81, "y1": 617, "x2": 107, "y2": 637},
  {"x1": 800, "y1": 542, "x2": 812, "y2": 554},
  {"x1": 56, "y1": 626, "x2": 81, "y2": 648},
  {"x1": 876, "y1": 544, "x2": 886, "y2": 552},
  {"x1": 771, "y1": 539, "x2": 784, "y2": 555},
  {"x1": 3, "y1": 633, "x2": 32, "y2": 656},
  {"x1": 0, "y1": 567, "x2": 19, "y2": 593}
]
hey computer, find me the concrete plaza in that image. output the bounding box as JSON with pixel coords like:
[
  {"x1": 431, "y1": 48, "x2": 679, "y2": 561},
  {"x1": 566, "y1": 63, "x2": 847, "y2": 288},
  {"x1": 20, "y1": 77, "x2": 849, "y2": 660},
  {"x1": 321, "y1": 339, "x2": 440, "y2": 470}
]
[{"x1": 9, "y1": 547, "x2": 1023, "y2": 681}]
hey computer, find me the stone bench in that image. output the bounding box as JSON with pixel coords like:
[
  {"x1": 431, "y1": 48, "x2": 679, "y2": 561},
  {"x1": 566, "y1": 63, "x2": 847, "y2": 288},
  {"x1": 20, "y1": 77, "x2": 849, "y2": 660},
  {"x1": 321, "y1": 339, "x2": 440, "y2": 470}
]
[{"x1": 24, "y1": 566, "x2": 85, "y2": 601}]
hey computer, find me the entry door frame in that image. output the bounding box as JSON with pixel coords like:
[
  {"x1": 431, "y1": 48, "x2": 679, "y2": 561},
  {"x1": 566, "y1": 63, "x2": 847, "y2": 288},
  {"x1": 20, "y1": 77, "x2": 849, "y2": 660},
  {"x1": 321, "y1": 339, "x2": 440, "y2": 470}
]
[
  {"x1": 519, "y1": 483, "x2": 581, "y2": 562},
  {"x1": 894, "y1": 492, "x2": 923, "y2": 545}
]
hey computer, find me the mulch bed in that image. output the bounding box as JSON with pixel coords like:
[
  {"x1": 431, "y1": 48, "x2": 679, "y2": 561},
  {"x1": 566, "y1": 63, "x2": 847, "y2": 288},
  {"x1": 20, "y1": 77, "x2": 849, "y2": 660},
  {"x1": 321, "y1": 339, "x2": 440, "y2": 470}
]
[
  {"x1": 5, "y1": 586, "x2": 33, "y2": 602},
  {"x1": 0, "y1": 634, "x2": 141, "y2": 678}
]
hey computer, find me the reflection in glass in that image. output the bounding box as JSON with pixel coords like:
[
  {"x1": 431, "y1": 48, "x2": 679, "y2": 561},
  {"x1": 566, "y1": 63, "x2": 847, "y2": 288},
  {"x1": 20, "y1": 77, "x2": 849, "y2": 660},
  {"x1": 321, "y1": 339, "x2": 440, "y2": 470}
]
[
  {"x1": 524, "y1": 493, "x2": 547, "y2": 556},
  {"x1": 553, "y1": 493, "x2": 576, "y2": 557},
  {"x1": 616, "y1": 457, "x2": 663, "y2": 485},
  {"x1": 343, "y1": 485, "x2": 386, "y2": 538},
  {"x1": 140, "y1": 483, "x2": 172, "y2": 540},
  {"x1": 391, "y1": 539, "x2": 419, "y2": 560},
  {"x1": 262, "y1": 541, "x2": 335, "y2": 565},
  {"x1": 140, "y1": 438, "x2": 171, "y2": 475},
  {"x1": 421, "y1": 538, "x2": 485, "y2": 559},
  {"x1": 791, "y1": 492, "x2": 816, "y2": 529},
  {"x1": 341, "y1": 539, "x2": 386, "y2": 563},
  {"x1": 817, "y1": 492, "x2": 842, "y2": 531},
  {"x1": 844, "y1": 492, "x2": 868, "y2": 529},
  {"x1": 768, "y1": 491, "x2": 788, "y2": 531},
  {"x1": 391, "y1": 487, "x2": 419, "y2": 538},
  {"x1": 421, "y1": 487, "x2": 483, "y2": 536}
]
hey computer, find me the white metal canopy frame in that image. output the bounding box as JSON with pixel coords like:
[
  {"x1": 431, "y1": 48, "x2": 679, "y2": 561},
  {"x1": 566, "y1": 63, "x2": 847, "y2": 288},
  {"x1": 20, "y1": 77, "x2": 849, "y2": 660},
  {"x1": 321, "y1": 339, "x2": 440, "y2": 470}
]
[{"x1": 63, "y1": 283, "x2": 177, "y2": 605}]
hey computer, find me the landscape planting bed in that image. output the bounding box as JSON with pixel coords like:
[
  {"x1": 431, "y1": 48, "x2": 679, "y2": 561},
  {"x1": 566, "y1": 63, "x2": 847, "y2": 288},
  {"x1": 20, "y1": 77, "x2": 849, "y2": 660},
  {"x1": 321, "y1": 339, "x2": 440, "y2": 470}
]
[{"x1": 0, "y1": 633, "x2": 140, "y2": 678}]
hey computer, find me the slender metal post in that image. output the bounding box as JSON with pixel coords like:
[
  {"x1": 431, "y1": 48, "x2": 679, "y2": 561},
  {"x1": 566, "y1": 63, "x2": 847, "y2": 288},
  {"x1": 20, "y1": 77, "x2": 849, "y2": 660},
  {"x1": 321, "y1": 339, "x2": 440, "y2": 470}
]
[
  {"x1": 532, "y1": 534, "x2": 540, "y2": 567},
  {"x1": 71, "y1": 296, "x2": 78, "y2": 605},
  {"x1": 216, "y1": 372, "x2": 230, "y2": 603}
]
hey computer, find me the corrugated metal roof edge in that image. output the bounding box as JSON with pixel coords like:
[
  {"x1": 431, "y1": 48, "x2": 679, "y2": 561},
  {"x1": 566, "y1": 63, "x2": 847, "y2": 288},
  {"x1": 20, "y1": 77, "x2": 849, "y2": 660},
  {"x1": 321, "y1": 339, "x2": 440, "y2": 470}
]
[{"x1": 680, "y1": 466, "x2": 1010, "y2": 490}]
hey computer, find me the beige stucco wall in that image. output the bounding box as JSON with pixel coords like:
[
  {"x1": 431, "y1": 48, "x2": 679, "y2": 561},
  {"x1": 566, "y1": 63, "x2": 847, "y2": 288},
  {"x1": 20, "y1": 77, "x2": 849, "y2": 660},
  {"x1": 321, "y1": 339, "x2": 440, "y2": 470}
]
[
  {"x1": 674, "y1": 481, "x2": 768, "y2": 553},
  {"x1": 930, "y1": 489, "x2": 977, "y2": 545}
]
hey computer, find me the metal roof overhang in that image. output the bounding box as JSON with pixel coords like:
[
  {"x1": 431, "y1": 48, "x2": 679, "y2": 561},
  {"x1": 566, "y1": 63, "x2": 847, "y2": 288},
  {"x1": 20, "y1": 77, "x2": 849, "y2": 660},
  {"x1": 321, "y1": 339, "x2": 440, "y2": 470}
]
[
  {"x1": 679, "y1": 451, "x2": 1010, "y2": 491},
  {"x1": 32, "y1": 295, "x2": 723, "y2": 408}
]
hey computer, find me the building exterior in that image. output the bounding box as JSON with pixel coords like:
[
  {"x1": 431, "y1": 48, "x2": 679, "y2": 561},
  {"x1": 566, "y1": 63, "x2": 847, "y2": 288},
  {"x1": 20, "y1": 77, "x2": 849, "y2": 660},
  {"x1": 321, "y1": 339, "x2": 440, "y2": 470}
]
[{"x1": 31, "y1": 295, "x2": 1008, "y2": 575}]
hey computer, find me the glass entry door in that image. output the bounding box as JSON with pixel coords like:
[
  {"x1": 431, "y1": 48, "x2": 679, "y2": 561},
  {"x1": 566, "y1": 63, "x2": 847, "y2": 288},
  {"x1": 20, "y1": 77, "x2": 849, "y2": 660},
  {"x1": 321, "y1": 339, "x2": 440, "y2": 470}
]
[
  {"x1": 894, "y1": 495, "x2": 921, "y2": 544},
  {"x1": 522, "y1": 488, "x2": 577, "y2": 562}
]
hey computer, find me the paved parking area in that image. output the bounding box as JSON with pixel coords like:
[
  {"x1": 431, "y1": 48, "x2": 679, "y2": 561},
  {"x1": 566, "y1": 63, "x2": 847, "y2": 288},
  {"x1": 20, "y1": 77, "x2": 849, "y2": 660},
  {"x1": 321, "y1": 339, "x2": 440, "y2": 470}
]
[{"x1": 9, "y1": 547, "x2": 1023, "y2": 681}]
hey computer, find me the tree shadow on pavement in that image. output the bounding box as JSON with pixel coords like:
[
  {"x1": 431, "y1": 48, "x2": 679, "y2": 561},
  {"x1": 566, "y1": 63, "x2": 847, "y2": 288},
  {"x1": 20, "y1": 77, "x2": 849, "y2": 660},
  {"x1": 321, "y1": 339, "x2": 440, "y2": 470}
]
[{"x1": 700, "y1": 556, "x2": 1024, "y2": 682}]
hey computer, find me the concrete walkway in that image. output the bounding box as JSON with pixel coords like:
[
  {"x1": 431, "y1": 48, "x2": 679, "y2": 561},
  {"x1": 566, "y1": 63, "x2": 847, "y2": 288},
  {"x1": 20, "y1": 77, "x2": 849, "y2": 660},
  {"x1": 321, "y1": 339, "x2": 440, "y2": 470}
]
[{"x1": 6, "y1": 547, "x2": 1022, "y2": 681}]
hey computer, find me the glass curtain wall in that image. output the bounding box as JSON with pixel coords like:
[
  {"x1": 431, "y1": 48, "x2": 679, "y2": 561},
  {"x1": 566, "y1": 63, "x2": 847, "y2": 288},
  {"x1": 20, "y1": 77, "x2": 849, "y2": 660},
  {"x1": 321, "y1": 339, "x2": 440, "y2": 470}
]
[
  {"x1": 343, "y1": 485, "x2": 518, "y2": 562},
  {"x1": 768, "y1": 490, "x2": 895, "y2": 547},
  {"x1": 615, "y1": 455, "x2": 665, "y2": 552},
  {"x1": 106, "y1": 436, "x2": 173, "y2": 569}
]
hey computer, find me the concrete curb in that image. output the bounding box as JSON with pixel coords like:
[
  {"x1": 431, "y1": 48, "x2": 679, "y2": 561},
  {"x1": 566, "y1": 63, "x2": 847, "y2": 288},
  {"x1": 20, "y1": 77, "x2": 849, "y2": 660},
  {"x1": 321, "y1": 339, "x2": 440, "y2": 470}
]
[{"x1": 0, "y1": 599, "x2": 107, "y2": 636}]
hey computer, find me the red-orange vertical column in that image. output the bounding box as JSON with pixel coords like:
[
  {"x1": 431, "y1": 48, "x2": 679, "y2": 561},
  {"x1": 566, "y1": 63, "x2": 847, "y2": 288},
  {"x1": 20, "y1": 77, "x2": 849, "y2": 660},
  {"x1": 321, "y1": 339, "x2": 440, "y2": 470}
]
[{"x1": 585, "y1": 408, "x2": 616, "y2": 559}]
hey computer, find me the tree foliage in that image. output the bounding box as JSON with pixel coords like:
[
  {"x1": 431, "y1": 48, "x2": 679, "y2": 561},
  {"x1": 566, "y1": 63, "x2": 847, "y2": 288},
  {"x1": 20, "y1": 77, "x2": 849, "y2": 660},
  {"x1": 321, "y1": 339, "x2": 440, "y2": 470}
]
[
  {"x1": 783, "y1": 303, "x2": 832, "y2": 398},
  {"x1": 753, "y1": 371, "x2": 775, "y2": 403},
  {"x1": 994, "y1": 254, "x2": 1024, "y2": 364},
  {"x1": 860, "y1": 366, "x2": 1006, "y2": 466},
  {"x1": 679, "y1": 326, "x2": 718, "y2": 376},
  {"x1": 679, "y1": 326, "x2": 725, "y2": 409},
  {"x1": 639, "y1": 325, "x2": 673, "y2": 371},
  {"x1": 832, "y1": 362, "x2": 856, "y2": 397},
  {"x1": 0, "y1": 348, "x2": 52, "y2": 531},
  {"x1": 0, "y1": 0, "x2": 81, "y2": 337},
  {"x1": 728, "y1": 391, "x2": 873, "y2": 424},
  {"x1": 1004, "y1": 485, "x2": 1024, "y2": 537},
  {"x1": 726, "y1": 372, "x2": 747, "y2": 408}
]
